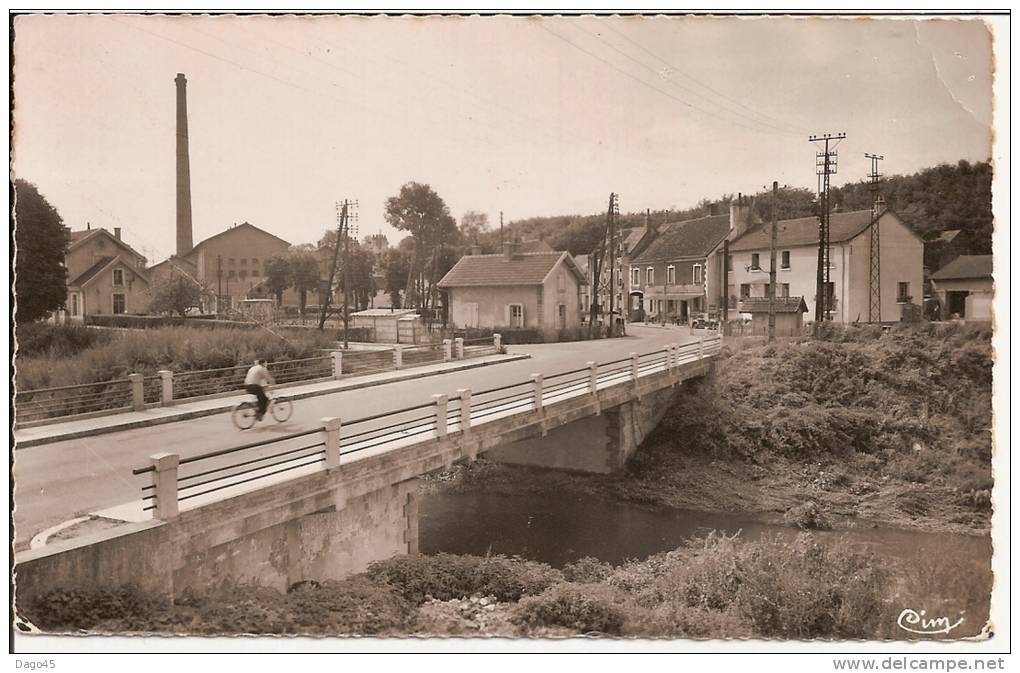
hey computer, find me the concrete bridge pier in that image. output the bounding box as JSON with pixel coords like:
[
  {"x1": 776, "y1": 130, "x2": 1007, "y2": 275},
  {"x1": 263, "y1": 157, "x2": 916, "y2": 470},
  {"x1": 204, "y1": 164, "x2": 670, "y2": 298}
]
[{"x1": 485, "y1": 388, "x2": 680, "y2": 474}]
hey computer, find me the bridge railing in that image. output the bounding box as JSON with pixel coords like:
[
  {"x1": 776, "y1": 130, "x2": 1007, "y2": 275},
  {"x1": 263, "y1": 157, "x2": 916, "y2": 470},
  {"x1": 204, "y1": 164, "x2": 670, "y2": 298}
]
[
  {"x1": 131, "y1": 335, "x2": 722, "y2": 520},
  {"x1": 17, "y1": 333, "x2": 506, "y2": 427}
]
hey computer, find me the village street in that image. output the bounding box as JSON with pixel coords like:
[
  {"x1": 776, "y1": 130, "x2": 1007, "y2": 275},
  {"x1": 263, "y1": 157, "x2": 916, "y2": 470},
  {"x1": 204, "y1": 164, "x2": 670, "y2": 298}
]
[{"x1": 13, "y1": 324, "x2": 699, "y2": 549}]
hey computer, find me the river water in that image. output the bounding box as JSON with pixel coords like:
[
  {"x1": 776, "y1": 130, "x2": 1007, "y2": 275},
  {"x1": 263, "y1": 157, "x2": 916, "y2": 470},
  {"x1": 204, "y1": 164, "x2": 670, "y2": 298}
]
[{"x1": 419, "y1": 490, "x2": 993, "y2": 637}]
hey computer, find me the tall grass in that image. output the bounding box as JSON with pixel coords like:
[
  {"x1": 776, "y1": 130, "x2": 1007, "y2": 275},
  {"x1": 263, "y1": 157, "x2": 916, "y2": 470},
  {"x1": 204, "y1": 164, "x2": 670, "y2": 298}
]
[{"x1": 15, "y1": 324, "x2": 336, "y2": 390}]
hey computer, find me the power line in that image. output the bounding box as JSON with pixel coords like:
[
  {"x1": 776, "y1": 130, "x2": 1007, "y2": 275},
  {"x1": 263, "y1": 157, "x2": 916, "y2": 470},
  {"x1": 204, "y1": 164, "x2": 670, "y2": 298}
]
[
  {"x1": 576, "y1": 23, "x2": 803, "y2": 137},
  {"x1": 538, "y1": 23, "x2": 797, "y2": 139},
  {"x1": 598, "y1": 22, "x2": 811, "y2": 136}
]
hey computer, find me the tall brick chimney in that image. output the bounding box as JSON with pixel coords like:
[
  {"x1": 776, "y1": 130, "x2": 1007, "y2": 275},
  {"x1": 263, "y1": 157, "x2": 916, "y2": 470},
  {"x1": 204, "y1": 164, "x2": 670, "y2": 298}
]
[{"x1": 175, "y1": 73, "x2": 194, "y2": 256}]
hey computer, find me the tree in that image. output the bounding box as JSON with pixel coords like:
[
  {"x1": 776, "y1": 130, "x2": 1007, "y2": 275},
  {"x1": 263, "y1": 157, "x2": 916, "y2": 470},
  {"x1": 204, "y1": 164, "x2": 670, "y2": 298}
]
[
  {"x1": 383, "y1": 246, "x2": 411, "y2": 309},
  {"x1": 148, "y1": 274, "x2": 209, "y2": 317},
  {"x1": 384, "y1": 182, "x2": 459, "y2": 311},
  {"x1": 14, "y1": 179, "x2": 69, "y2": 323},
  {"x1": 288, "y1": 251, "x2": 320, "y2": 314},
  {"x1": 263, "y1": 255, "x2": 291, "y2": 305},
  {"x1": 459, "y1": 210, "x2": 490, "y2": 244}
]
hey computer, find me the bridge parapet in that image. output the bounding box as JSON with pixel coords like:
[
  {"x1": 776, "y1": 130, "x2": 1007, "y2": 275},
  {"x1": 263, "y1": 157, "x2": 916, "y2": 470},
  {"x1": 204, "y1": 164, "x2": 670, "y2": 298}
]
[{"x1": 15, "y1": 336, "x2": 721, "y2": 603}]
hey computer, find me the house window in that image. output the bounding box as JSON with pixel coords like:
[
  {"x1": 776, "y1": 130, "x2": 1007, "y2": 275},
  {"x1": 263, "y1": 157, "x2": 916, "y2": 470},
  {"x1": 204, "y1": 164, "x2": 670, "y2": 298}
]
[
  {"x1": 558, "y1": 272, "x2": 566, "y2": 292},
  {"x1": 781, "y1": 251, "x2": 790, "y2": 269},
  {"x1": 112, "y1": 293, "x2": 126, "y2": 315},
  {"x1": 239, "y1": 269, "x2": 247, "y2": 279},
  {"x1": 781, "y1": 283, "x2": 790, "y2": 298},
  {"x1": 646, "y1": 267, "x2": 654, "y2": 285},
  {"x1": 897, "y1": 282, "x2": 911, "y2": 303},
  {"x1": 693, "y1": 264, "x2": 703, "y2": 285},
  {"x1": 751, "y1": 253, "x2": 760, "y2": 270},
  {"x1": 666, "y1": 265, "x2": 675, "y2": 285},
  {"x1": 70, "y1": 293, "x2": 79, "y2": 316},
  {"x1": 508, "y1": 303, "x2": 524, "y2": 328},
  {"x1": 740, "y1": 283, "x2": 750, "y2": 298},
  {"x1": 632, "y1": 268, "x2": 639, "y2": 286},
  {"x1": 229, "y1": 258, "x2": 235, "y2": 266},
  {"x1": 251, "y1": 258, "x2": 258, "y2": 265},
  {"x1": 241, "y1": 258, "x2": 247, "y2": 266},
  {"x1": 112, "y1": 269, "x2": 124, "y2": 287},
  {"x1": 727, "y1": 255, "x2": 733, "y2": 271},
  {"x1": 557, "y1": 304, "x2": 567, "y2": 329},
  {"x1": 228, "y1": 270, "x2": 236, "y2": 279}
]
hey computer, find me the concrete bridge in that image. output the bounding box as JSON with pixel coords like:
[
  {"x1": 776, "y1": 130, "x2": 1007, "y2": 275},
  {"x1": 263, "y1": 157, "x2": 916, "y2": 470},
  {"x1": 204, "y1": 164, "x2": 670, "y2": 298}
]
[{"x1": 15, "y1": 336, "x2": 721, "y2": 604}]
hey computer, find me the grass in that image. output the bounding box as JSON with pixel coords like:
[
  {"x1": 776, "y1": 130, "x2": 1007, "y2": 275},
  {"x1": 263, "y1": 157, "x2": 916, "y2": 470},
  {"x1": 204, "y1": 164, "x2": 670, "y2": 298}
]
[
  {"x1": 15, "y1": 323, "x2": 337, "y2": 389},
  {"x1": 21, "y1": 531, "x2": 923, "y2": 638}
]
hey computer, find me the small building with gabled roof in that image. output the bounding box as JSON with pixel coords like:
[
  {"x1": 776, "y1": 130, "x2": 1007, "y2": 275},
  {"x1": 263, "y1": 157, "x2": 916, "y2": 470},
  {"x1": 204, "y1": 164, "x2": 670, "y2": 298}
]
[
  {"x1": 438, "y1": 245, "x2": 587, "y2": 339},
  {"x1": 929, "y1": 254, "x2": 993, "y2": 322}
]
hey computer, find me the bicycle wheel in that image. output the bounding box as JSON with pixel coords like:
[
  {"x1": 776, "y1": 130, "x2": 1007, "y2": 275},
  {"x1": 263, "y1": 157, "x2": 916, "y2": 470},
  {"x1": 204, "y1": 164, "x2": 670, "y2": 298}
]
[
  {"x1": 270, "y1": 397, "x2": 293, "y2": 423},
  {"x1": 232, "y1": 401, "x2": 257, "y2": 430}
]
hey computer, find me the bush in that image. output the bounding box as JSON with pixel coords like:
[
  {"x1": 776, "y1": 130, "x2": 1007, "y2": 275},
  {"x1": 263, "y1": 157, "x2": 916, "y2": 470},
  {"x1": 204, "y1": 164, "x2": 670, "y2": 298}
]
[
  {"x1": 20, "y1": 585, "x2": 165, "y2": 631},
  {"x1": 513, "y1": 583, "x2": 627, "y2": 635},
  {"x1": 15, "y1": 325, "x2": 336, "y2": 389},
  {"x1": 14, "y1": 322, "x2": 109, "y2": 358},
  {"x1": 783, "y1": 502, "x2": 833, "y2": 530},
  {"x1": 365, "y1": 553, "x2": 563, "y2": 605}
]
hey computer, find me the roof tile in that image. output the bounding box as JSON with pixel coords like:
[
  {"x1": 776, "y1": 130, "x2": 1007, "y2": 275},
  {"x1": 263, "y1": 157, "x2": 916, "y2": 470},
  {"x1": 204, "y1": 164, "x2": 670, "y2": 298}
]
[
  {"x1": 930, "y1": 255, "x2": 993, "y2": 281},
  {"x1": 438, "y1": 252, "x2": 576, "y2": 287}
]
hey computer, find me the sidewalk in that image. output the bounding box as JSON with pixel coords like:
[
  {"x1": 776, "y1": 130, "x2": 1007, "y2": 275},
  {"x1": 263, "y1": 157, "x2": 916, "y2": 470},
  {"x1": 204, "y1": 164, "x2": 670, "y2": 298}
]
[{"x1": 14, "y1": 352, "x2": 530, "y2": 449}]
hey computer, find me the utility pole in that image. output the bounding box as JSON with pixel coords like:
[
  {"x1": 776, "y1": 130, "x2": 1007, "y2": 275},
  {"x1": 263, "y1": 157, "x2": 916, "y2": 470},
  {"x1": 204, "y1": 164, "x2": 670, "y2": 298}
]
[
  {"x1": 216, "y1": 255, "x2": 223, "y2": 316},
  {"x1": 500, "y1": 211, "x2": 504, "y2": 248},
  {"x1": 320, "y1": 201, "x2": 347, "y2": 332},
  {"x1": 866, "y1": 153, "x2": 884, "y2": 323},
  {"x1": 809, "y1": 132, "x2": 845, "y2": 333},
  {"x1": 607, "y1": 193, "x2": 619, "y2": 334},
  {"x1": 768, "y1": 181, "x2": 778, "y2": 343}
]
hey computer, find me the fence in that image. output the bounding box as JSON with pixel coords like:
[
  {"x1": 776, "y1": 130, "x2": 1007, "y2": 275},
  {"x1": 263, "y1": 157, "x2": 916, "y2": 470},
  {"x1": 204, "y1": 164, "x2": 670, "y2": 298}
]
[
  {"x1": 16, "y1": 334, "x2": 505, "y2": 427},
  {"x1": 131, "y1": 336, "x2": 722, "y2": 519}
]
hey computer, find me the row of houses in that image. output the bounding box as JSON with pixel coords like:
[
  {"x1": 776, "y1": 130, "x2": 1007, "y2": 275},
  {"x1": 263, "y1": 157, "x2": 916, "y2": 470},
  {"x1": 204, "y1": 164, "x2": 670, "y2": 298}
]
[{"x1": 437, "y1": 201, "x2": 993, "y2": 339}]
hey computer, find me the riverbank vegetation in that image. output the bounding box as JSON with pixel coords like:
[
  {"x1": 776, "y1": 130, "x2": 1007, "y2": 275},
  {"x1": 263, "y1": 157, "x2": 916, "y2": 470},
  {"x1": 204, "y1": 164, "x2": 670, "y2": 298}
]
[
  {"x1": 15, "y1": 322, "x2": 336, "y2": 389},
  {"x1": 438, "y1": 322, "x2": 994, "y2": 534},
  {"x1": 26, "y1": 531, "x2": 957, "y2": 639}
]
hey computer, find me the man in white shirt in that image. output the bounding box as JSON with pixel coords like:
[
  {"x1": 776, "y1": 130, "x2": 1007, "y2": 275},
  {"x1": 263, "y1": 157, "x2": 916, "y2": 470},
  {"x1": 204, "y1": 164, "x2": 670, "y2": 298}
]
[{"x1": 244, "y1": 359, "x2": 275, "y2": 421}]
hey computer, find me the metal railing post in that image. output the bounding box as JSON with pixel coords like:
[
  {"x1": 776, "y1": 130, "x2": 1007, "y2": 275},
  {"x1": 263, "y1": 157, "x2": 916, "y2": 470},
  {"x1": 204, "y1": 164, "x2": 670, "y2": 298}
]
[
  {"x1": 493, "y1": 333, "x2": 502, "y2": 351},
  {"x1": 457, "y1": 388, "x2": 472, "y2": 435},
  {"x1": 331, "y1": 350, "x2": 343, "y2": 379},
  {"x1": 433, "y1": 394, "x2": 448, "y2": 439},
  {"x1": 630, "y1": 352, "x2": 640, "y2": 381},
  {"x1": 150, "y1": 452, "x2": 179, "y2": 520},
  {"x1": 158, "y1": 370, "x2": 173, "y2": 405},
  {"x1": 587, "y1": 361, "x2": 598, "y2": 395},
  {"x1": 128, "y1": 373, "x2": 145, "y2": 411},
  {"x1": 699, "y1": 337, "x2": 706, "y2": 360},
  {"x1": 322, "y1": 416, "x2": 341, "y2": 469},
  {"x1": 454, "y1": 337, "x2": 465, "y2": 359},
  {"x1": 443, "y1": 339, "x2": 452, "y2": 361},
  {"x1": 394, "y1": 345, "x2": 404, "y2": 370}
]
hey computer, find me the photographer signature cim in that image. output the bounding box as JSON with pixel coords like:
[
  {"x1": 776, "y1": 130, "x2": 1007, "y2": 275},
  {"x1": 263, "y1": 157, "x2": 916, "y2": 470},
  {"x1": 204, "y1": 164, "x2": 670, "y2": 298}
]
[{"x1": 897, "y1": 608, "x2": 964, "y2": 635}]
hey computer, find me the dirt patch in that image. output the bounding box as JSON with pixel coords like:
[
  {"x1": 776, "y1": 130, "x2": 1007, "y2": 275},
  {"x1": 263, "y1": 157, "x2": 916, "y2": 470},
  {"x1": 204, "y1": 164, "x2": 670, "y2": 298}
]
[{"x1": 47, "y1": 516, "x2": 130, "y2": 545}]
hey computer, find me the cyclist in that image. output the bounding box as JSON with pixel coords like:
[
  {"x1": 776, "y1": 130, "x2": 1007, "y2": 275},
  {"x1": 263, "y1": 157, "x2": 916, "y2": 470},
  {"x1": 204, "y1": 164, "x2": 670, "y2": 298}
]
[{"x1": 244, "y1": 359, "x2": 275, "y2": 422}]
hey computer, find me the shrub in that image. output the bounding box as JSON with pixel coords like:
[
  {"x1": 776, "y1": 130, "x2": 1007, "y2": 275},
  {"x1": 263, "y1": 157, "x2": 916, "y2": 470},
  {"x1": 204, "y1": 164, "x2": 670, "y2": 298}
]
[
  {"x1": 513, "y1": 583, "x2": 627, "y2": 634},
  {"x1": 365, "y1": 553, "x2": 562, "y2": 605},
  {"x1": 731, "y1": 535, "x2": 890, "y2": 639},
  {"x1": 20, "y1": 585, "x2": 165, "y2": 631},
  {"x1": 783, "y1": 502, "x2": 833, "y2": 530},
  {"x1": 14, "y1": 322, "x2": 109, "y2": 358},
  {"x1": 563, "y1": 556, "x2": 614, "y2": 583}
]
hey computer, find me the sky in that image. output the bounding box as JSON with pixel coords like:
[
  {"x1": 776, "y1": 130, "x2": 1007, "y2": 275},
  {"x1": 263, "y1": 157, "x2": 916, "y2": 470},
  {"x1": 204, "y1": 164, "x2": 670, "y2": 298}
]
[{"x1": 12, "y1": 13, "x2": 996, "y2": 264}]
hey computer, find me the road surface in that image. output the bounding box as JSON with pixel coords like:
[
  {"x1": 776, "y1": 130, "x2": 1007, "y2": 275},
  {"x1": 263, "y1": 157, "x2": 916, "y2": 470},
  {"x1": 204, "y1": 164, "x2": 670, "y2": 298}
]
[{"x1": 13, "y1": 324, "x2": 699, "y2": 547}]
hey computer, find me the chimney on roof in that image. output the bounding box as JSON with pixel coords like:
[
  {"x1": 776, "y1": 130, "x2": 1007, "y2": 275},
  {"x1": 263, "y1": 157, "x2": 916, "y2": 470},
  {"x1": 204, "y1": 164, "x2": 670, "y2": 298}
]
[
  {"x1": 729, "y1": 192, "x2": 752, "y2": 241},
  {"x1": 87, "y1": 222, "x2": 91, "y2": 230},
  {"x1": 503, "y1": 239, "x2": 520, "y2": 261},
  {"x1": 175, "y1": 73, "x2": 194, "y2": 257},
  {"x1": 114, "y1": 227, "x2": 122, "y2": 240}
]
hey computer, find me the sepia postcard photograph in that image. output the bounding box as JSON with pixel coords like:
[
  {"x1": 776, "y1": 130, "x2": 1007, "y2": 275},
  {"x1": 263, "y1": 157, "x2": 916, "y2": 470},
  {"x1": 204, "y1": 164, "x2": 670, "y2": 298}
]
[{"x1": 7, "y1": 8, "x2": 1009, "y2": 661}]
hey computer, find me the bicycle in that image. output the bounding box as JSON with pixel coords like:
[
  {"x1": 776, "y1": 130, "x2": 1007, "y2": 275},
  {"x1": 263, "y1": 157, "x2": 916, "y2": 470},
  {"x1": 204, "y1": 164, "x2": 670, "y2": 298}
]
[{"x1": 232, "y1": 389, "x2": 293, "y2": 430}]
